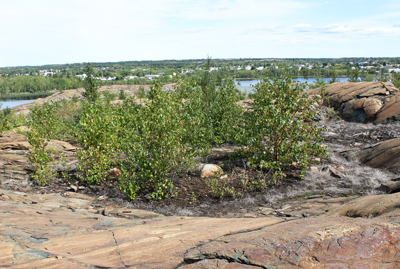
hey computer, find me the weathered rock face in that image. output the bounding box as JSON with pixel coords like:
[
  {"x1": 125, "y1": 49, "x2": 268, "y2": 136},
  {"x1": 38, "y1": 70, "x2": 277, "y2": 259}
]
[
  {"x1": 9, "y1": 83, "x2": 176, "y2": 114},
  {"x1": 309, "y1": 81, "x2": 400, "y2": 124},
  {"x1": 0, "y1": 188, "x2": 283, "y2": 268},
  {"x1": 0, "y1": 133, "x2": 76, "y2": 184},
  {"x1": 0, "y1": 186, "x2": 400, "y2": 268},
  {"x1": 339, "y1": 137, "x2": 400, "y2": 173},
  {"x1": 182, "y1": 216, "x2": 400, "y2": 268},
  {"x1": 1, "y1": 187, "x2": 400, "y2": 268}
]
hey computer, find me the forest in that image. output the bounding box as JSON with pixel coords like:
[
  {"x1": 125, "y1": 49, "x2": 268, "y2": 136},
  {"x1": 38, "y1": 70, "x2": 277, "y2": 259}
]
[{"x1": 1, "y1": 57, "x2": 399, "y2": 96}]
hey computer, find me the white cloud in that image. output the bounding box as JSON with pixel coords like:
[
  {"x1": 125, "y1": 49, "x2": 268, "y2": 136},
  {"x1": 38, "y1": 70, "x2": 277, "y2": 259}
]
[
  {"x1": 394, "y1": 22, "x2": 400, "y2": 27},
  {"x1": 292, "y1": 23, "x2": 400, "y2": 38},
  {"x1": 293, "y1": 23, "x2": 313, "y2": 32},
  {"x1": 293, "y1": 23, "x2": 349, "y2": 34}
]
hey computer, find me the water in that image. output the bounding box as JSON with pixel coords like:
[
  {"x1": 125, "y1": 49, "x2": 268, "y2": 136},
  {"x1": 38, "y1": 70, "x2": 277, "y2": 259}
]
[
  {"x1": 235, "y1": 77, "x2": 350, "y2": 87},
  {"x1": 235, "y1": 77, "x2": 350, "y2": 94},
  {"x1": 0, "y1": 93, "x2": 54, "y2": 109}
]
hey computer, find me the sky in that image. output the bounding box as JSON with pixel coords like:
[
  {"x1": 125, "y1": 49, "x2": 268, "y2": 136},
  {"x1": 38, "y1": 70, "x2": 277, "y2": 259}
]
[{"x1": 1, "y1": 0, "x2": 400, "y2": 67}]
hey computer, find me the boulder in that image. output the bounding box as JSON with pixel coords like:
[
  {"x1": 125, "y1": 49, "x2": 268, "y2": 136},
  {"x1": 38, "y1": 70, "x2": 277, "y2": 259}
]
[
  {"x1": 339, "y1": 138, "x2": 400, "y2": 173},
  {"x1": 325, "y1": 192, "x2": 400, "y2": 218},
  {"x1": 188, "y1": 163, "x2": 224, "y2": 178},
  {"x1": 380, "y1": 180, "x2": 400, "y2": 194},
  {"x1": 201, "y1": 164, "x2": 223, "y2": 178},
  {"x1": 308, "y1": 81, "x2": 400, "y2": 124}
]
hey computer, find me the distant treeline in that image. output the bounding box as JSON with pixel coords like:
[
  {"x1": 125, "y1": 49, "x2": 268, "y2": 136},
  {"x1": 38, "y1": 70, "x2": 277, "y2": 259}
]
[
  {"x1": 1, "y1": 56, "x2": 399, "y2": 95},
  {"x1": 0, "y1": 76, "x2": 83, "y2": 95}
]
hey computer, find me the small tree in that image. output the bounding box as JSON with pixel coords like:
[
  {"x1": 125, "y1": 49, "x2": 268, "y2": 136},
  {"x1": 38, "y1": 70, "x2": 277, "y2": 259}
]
[
  {"x1": 329, "y1": 67, "x2": 339, "y2": 84},
  {"x1": 27, "y1": 103, "x2": 60, "y2": 185},
  {"x1": 392, "y1": 72, "x2": 400, "y2": 88},
  {"x1": 118, "y1": 80, "x2": 198, "y2": 199},
  {"x1": 241, "y1": 75, "x2": 326, "y2": 183},
  {"x1": 82, "y1": 63, "x2": 99, "y2": 102}
]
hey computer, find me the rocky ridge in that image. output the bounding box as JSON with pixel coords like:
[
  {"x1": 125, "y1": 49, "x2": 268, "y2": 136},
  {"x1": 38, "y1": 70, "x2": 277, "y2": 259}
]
[
  {"x1": 309, "y1": 81, "x2": 400, "y2": 123},
  {"x1": 2, "y1": 82, "x2": 400, "y2": 267}
]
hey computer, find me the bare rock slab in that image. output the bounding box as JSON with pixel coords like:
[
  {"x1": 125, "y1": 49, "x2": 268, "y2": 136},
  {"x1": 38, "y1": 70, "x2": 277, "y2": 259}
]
[
  {"x1": 182, "y1": 216, "x2": 400, "y2": 268},
  {"x1": 340, "y1": 137, "x2": 400, "y2": 173},
  {"x1": 0, "y1": 188, "x2": 282, "y2": 268},
  {"x1": 308, "y1": 81, "x2": 400, "y2": 123}
]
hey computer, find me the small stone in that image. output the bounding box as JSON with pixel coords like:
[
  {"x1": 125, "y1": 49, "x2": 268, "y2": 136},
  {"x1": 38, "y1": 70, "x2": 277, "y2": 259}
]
[
  {"x1": 69, "y1": 185, "x2": 78, "y2": 192},
  {"x1": 336, "y1": 166, "x2": 345, "y2": 171},
  {"x1": 200, "y1": 164, "x2": 223, "y2": 178},
  {"x1": 108, "y1": 168, "x2": 122, "y2": 179},
  {"x1": 260, "y1": 208, "x2": 274, "y2": 215},
  {"x1": 243, "y1": 213, "x2": 258, "y2": 218},
  {"x1": 324, "y1": 165, "x2": 345, "y2": 179},
  {"x1": 363, "y1": 178, "x2": 376, "y2": 186},
  {"x1": 312, "y1": 158, "x2": 321, "y2": 163},
  {"x1": 354, "y1": 142, "x2": 363, "y2": 147},
  {"x1": 98, "y1": 195, "x2": 107, "y2": 201},
  {"x1": 309, "y1": 166, "x2": 319, "y2": 172}
]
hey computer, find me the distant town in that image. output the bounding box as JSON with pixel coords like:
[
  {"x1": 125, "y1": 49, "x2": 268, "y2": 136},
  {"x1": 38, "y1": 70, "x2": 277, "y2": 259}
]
[{"x1": 0, "y1": 57, "x2": 399, "y2": 95}]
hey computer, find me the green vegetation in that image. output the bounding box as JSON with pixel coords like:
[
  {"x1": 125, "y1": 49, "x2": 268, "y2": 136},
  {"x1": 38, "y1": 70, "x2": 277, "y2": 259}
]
[
  {"x1": 15, "y1": 61, "x2": 330, "y2": 200},
  {"x1": 393, "y1": 72, "x2": 400, "y2": 88},
  {"x1": 27, "y1": 103, "x2": 60, "y2": 185},
  {"x1": 1, "y1": 57, "x2": 400, "y2": 97},
  {"x1": 239, "y1": 76, "x2": 327, "y2": 182},
  {"x1": 0, "y1": 105, "x2": 27, "y2": 133},
  {"x1": 82, "y1": 63, "x2": 100, "y2": 102}
]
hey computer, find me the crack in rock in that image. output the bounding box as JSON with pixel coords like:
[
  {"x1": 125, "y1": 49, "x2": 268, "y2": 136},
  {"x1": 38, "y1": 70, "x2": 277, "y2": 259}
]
[{"x1": 109, "y1": 230, "x2": 126, "y2": 267}]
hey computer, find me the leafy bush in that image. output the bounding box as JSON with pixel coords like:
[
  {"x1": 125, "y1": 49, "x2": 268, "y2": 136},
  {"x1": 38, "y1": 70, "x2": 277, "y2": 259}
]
[
  {"x1": 392, "y1": 72, "x2": 400, "y2": 89},
  {"x1": 76, "y1": 101, "x2": 121, "y2": 183},
  {"x1": 240, "y1": 75, "x2": 327, "y2": 183},
  {"x1": 175, "y1": 61, "x2": 243, "y2": 146},
  {"x1": 118, "y1": 80, "x2": 198, "y2": 199},
  {"x1": 0, "y1": 105, "x2": 27, "y2": 133},
  {"x1": 136, "y1": 86, "x2": 147, "y2": 98},
  {"x1": 118, "y1": 89, "x2": 127, "y2": 100},
  {"x1": 27, "y1": 103, "x2": 60, "y2": 185},
  {"x1": 82, "y1": 63, "x2": 99, "y2": 102},
  {"x1": 102, "y1": 91, "x2": 117, "y2": 103}
]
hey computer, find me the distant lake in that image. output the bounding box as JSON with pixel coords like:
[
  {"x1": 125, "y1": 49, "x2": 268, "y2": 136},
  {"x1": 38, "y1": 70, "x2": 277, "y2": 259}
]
[
  {"x1": 235, "y1": 77, "x2": 350, "y2": 94},
  {"x1": 0, "y1": 93, "x2": 54, "y2": 109},
  {"x1": 235, "y1": 77, "x2": 350, "y2": 87}
]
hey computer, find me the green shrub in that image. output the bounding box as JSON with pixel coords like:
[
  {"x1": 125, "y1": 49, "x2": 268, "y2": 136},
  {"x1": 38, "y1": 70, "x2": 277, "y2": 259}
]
[
  {"x1": 118, "y1": 80, "x2": 198, "y2": 199},
  {"x1": 118, "y1": 89, "x2": 127, "y2": 100},
  {"x1": 0, "y1": 105, "x2": 27, "y2": 133},
  {"x1": 82, "y1": 63, "x2": 99, "y2": 102},
  {"x1": 240, "y1": 75, "x2": 327, "y2": 183},
  {"x1": 136, "y1": 86, "x2": 147, "y2": 98},
  {"x1": 392, "y1": 72, "x2": 400, "y2": 89},
  {"x1": 102, "y1": 91, "x2": 117, "y2": 103},
  {"x1": 175, "y1": 63, "x2": 243, "y2": 146},
  {"x1": 27, "y1": 103, "x2": 60, "y2": 185},
  {"x1": 76, "y1": 101, "x2": 120, "y2": 183}
]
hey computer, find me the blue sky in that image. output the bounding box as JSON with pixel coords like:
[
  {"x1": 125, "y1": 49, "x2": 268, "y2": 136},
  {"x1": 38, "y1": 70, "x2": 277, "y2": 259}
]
[{"x1": 1, "y1": 0, "x2": 399, "y2": 67}]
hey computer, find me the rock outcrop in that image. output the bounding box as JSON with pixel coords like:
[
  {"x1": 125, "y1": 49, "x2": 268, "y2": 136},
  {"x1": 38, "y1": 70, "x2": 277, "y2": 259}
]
[
  {"x1": 309, "y1": 81, "x2": 400, "y2": 124},
  {"x1": 1, "y1": 188, "x2": 400, "y2": 268},
  {"x1": 9, "y1": 84, "x2": 176, "y2": 114},
  {"x1": 0, "y1": 132, "x2": 76, "y2": 184},
  {"x1": 339, "y1": 137, "x2": 400, "y2": 173}
]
